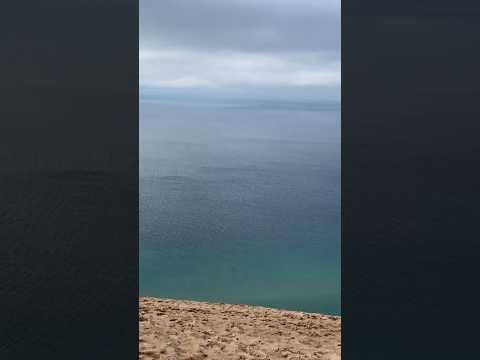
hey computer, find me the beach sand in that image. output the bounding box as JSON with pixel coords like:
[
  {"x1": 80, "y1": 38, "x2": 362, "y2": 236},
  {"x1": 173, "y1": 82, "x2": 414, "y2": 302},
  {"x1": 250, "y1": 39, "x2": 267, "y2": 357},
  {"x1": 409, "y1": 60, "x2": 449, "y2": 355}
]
[{"x1": 140, "y1": 297, "x2": 341, "y2": 360}]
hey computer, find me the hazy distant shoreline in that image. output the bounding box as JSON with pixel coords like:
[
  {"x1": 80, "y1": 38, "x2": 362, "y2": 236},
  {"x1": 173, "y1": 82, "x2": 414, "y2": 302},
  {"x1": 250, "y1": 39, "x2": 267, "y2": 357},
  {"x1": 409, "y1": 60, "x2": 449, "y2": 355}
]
[{"x1": 140, "y1": 297, "x2": 341, "y2": 360}]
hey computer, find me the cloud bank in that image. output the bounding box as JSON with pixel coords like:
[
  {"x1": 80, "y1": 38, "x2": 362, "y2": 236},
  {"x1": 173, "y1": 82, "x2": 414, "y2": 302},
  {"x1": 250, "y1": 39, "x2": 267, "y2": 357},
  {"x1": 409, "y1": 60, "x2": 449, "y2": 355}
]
[{"x1": 140, "y1": 0, "x2": 340, "y2": 102}]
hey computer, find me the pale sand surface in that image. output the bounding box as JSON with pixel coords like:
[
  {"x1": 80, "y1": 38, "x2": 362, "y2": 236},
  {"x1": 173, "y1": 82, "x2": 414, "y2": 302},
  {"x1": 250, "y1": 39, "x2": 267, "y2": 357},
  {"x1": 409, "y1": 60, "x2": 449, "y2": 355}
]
[{"x1": 140, "y1": 297, "x2": 341, "y2": 360}]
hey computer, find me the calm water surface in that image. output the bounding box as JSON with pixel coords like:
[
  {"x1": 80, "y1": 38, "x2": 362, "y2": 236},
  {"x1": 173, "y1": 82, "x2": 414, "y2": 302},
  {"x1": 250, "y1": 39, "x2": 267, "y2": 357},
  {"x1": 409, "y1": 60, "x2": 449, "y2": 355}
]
[{"x1": 140, "y1": 100, "x2": 340, "y2": 315}]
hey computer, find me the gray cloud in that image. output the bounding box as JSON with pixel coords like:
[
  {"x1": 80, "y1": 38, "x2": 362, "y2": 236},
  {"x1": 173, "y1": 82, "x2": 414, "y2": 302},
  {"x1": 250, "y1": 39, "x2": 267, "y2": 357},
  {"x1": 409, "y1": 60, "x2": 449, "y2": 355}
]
[
  {"x1": 140, "y1": 0, "x2": 340, "y2": 101},
  {"x1": 141, "y1": 0, "x2": 339, "y2": 53}
]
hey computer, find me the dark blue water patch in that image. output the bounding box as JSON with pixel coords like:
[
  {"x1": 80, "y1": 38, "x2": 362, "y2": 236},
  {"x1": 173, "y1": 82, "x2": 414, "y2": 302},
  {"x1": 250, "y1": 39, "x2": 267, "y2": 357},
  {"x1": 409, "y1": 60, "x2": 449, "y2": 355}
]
[{"x1": 140, "y1": 102, "x2": 340, "y2": 315}]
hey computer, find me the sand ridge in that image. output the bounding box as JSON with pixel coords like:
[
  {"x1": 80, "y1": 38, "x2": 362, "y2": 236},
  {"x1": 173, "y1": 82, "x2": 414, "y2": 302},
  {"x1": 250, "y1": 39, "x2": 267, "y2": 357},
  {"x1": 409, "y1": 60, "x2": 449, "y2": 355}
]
[{"x1": 140, "y1": 297, "x2": 341, "y2": 360}]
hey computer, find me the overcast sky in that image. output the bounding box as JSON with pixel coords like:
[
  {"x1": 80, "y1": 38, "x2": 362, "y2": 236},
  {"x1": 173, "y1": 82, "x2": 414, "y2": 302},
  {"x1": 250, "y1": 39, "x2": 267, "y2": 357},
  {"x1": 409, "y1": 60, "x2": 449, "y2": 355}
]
[{"x1": 140, "y1": 0, "x2": 340, "y2": 102}]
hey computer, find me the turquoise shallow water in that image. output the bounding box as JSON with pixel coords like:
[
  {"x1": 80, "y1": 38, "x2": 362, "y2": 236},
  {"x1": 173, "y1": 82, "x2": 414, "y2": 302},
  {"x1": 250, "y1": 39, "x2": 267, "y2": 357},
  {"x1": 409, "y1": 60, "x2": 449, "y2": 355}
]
[{"x1": 140, "y1": 101, "x2": 340, "y2": 315}]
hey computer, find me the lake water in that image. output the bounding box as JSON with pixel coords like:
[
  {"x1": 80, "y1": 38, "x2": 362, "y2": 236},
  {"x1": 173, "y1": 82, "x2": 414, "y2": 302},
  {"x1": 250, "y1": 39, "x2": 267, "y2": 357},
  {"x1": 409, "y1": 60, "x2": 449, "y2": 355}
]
[{"x1": 140, "y1": 100, "x2": 340, "y2": 315}]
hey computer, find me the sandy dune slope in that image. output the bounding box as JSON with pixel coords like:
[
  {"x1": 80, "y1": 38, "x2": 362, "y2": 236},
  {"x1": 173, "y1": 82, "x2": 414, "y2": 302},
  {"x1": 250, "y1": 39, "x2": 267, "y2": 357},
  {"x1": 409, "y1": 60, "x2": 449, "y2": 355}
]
[{"x1": 140, "y1": 297, "x2": 341, "y2": 360}]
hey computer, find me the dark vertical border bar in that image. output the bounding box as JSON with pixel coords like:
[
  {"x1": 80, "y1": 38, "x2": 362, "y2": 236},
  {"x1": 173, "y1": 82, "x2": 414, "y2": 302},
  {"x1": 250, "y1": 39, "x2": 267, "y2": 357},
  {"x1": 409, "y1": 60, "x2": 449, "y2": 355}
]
[
  {"x1": 343, "y1": 1, "x2": 480, "y2": 358},
  {"x1": 0, "y1": 1, "x2": 138, "y2": 359}
]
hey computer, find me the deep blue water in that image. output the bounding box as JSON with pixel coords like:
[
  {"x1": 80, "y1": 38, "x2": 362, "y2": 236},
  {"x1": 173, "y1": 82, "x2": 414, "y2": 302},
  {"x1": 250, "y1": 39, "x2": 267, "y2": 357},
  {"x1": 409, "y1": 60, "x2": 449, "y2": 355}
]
[{"x1": 140, "y1": 100, "x2": 340, "y2": 315}]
